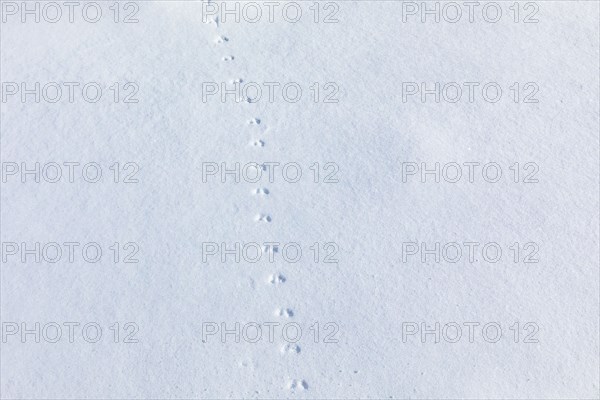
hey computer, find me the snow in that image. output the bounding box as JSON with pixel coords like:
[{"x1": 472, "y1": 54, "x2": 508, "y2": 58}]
[{"x1": 1, "y1": 1, "x2": 599, "y2": 398}]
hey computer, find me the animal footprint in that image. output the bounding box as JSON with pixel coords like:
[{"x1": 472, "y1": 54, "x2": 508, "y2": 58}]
[
  {"x1": 249, "y1": 118, "x2": 261, "y2": 125},
  {"x1": 231, "y1": 78, "x2": 243, "y2": 84},
  {"x1": 254, "y1": 188, "x2": 269, "y2": 195},
  {"x1": 216, "y1": 35, "x2": 229, "y2": 43},
  {"x1": 255, "y1": 214, "x2": 272, "y2": 223},
  {"x1": 206, "y1": 16, "x2": 219, "y2": 26},
  {"x1": 263, "y1": 243, "x2": 278, "y2": 254},
  {"x1": 276, "y1": 308, "x2": 294, "y2": 318},
  {"x1": 251, "y1": 139, "x2": 265, "y2": 147},
  {"x1": 268, "y1": 273, "x2": 286, "y2": 285},
  {"x1": 289, "y1": 379, "x2": 308, "y2": 390},
  {"x1": 281, "y1": 343, "x2": 301, "y2": 354},
  {"x1": 222, "y1": 55, "x2": 235, "y2": 61}
]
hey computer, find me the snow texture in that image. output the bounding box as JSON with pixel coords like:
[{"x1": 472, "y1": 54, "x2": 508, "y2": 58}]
[{"x1": 0, "y1": 1, "x2": 599, "y2": 399}]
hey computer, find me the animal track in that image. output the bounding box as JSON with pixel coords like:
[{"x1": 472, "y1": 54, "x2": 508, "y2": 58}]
[
  {"x1": 268, "y1": 273, "x2": 286, "y2": 285},
  {"x1": 255, "y1": 214, "x2": 272, "y2": 223},
  {"x1": 281, "y1": 343, "x2": 301, "y2": 354},
  {"x1": 212, "y1": 24, "x2": 295, "y2": 387},
  {"x1": 206, "y1": 16, "x2": 219, "y2": 27},
  {"x1": 289, "y1": 379, "x2": 308, "y2": 390},
  {"x1": 263, "y1": 243, "x2": 278, "y2": 254},
  {"x1": 275, "y1": 308, "x2": 294, "y2": 318},
  {"x1": 254, "y1": 188, "x2": 269, "y2": 195}
]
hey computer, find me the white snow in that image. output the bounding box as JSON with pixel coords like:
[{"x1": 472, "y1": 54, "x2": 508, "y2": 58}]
[{"x1": 1, "y1": 1, "x2": 599, "y2": 398}]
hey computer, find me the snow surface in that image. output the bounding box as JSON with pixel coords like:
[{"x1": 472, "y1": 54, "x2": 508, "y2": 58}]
[{"x1": 1, "y1": 0, "x2": 599, "y2": 398}]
